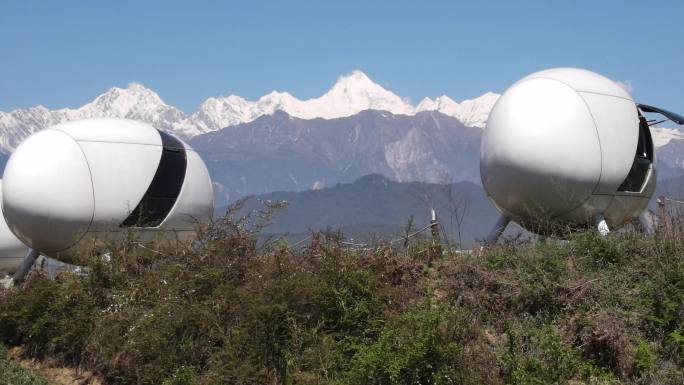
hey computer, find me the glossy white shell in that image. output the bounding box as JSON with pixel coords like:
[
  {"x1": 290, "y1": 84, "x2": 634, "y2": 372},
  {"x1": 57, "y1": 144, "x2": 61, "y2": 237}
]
[
  {"x1": 2, "y1": 118, "x2": 214, "y2": 257},
  {"x1": 481, "y1": 68, "x2": 654, "y2": 231}
]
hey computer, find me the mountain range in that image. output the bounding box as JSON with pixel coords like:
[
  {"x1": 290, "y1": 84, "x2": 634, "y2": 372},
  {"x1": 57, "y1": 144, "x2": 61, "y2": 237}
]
[
  {"x1": 190, "y1": 109, "x2": 482, "y2": 203},
  {"x1": 1, "y1": 70, "x2": 683, "y2": 208},
  {"x1": 0, "y1": 71, "x2": 498, "y2": 153}
]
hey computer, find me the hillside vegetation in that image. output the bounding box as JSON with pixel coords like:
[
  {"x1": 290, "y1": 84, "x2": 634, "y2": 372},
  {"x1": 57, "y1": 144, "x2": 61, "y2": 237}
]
[{"x1": 0, "y1": 210, "x2": 684, "y2": 384}]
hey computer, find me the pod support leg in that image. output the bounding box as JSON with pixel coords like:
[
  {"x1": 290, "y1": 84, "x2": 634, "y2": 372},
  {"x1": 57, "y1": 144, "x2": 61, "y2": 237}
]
[
  {"x1": 485, "y1": 215, "x2": 510, "y2": 244},
  {"x1": 13, "y1": 248, "x2": 40, "y2": 285},
  {"x1": 594, "y1": 215, "x2": 610, "y2": 236},
  {"x1": 639, "y1": 211, "x2": 656, "y2": 235}
]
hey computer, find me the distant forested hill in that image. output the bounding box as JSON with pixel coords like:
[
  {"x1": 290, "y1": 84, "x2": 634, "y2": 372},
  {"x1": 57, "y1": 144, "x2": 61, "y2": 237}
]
[{"x1": 218, "y1": 174, "x2": 502, "y2": 247}]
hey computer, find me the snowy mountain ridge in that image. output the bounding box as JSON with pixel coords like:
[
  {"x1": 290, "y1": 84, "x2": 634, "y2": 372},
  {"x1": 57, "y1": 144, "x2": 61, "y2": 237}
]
[
  {"x1": 415, "y1": 92, "x2": 500, "y2": 129},
  {"x1": 0, "y1": 71, "x2": 498, "y2": 152},
  {"x1": 190, "y1": 70, "x2": 492, "y2": 131},
  {"x1": 0, "y1": 70, "x2": 680, "y2": 159},
  {"x1": 0, "y1": 83, "x2": 200, "y2": 151}
]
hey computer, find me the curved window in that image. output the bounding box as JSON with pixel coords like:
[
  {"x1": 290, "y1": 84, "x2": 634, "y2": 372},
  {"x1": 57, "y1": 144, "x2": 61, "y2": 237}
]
[
  {"x1": 120, "y1": 131, "x2": 187, "y2": 227},
  {"x1": 617, "y1": 112, "x2": 653, "y2": 193}
]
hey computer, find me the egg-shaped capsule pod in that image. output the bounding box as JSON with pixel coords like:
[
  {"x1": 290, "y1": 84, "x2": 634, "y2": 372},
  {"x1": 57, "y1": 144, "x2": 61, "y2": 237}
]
[
  {"x1": 2, "y1": 119, "x2": 213, "y2": 259},
  {"x1": 481, "y1": 68, "x2": 654, "y2": 233}
]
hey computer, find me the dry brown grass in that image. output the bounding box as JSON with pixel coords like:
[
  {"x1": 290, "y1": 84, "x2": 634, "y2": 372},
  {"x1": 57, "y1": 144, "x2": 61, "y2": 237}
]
[{"x1": 7, "y1": 346, "x2": 104, "y2": 385}]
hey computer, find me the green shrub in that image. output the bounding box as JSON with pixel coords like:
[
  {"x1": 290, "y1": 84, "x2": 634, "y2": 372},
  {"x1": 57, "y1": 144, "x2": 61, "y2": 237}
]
[
  {"x1": 347, "y1": 306, "x2": 461, "y2": 385},
  {"x1": 347, "y1": 305, "x2": 498, "y2": 385},
  {"x1": 634, "y1": 339, "x2": 657, "y2": 374},
  {"x1": 570, "y1": 231, "x2": 624, "y2": 268},
  {"x1": 643, "y1": 257, "x2": 684, "y2": 336},
  {"x1": 504, "y1": 323, "x2": 614, "y2": 385},
  {"x1": 0, "y1": 273, "x2": 100, "y2": 363}
]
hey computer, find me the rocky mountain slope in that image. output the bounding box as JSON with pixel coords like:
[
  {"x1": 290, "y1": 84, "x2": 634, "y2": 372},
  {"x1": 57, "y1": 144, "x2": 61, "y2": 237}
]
[{"x1": 190, "y1": 110, "x2": 482, "y2": 204}]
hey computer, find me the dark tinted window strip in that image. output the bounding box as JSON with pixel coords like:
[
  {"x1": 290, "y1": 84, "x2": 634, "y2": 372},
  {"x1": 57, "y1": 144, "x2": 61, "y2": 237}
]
[
  {"x1": 617, "y1": 113, "x2": 654, "y2": 193},
  {"x1": 120, "y1": 131, "x2": 187, "y2": 228},
  {"x1": 160, "y1": 129, "x2": 185, "y2": 150}
]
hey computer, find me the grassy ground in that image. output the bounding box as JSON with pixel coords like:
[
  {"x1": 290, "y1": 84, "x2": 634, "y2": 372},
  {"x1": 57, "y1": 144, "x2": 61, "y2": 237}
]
[
  {"x1": 0, "y1": 212, "x2": 684, "y2": 384},
  {"x1": 0, "y1": 345, "x2": 51, "y2": 385}
]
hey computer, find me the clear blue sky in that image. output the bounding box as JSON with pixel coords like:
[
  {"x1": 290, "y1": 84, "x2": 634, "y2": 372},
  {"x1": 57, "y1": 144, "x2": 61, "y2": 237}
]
[{"x1": 1, "y1": 0, "x2": 682, "y2": 113}]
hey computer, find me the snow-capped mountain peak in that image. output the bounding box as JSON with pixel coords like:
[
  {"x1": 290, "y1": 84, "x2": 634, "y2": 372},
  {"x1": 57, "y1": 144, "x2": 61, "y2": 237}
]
[
  {"x1": 315, "y1": 70, "x2": 413, "y2": 118},
  {"x1": 416, "y1": 97, "x2": 437, "y2": 111},
  {"x1": 416, "y1": 91, "x2": 499, "y2": 128},
  {"x1": 192, "y1": 95, "x2": 253, "y2": 132},
  {"x1": 257, "y1": 91, "x2": 300, "y2": 110},
  {"x1": 453, "y1": 92, "x2": 500, "y2": 128},
  {"x1": 69, "y1": 83, "x2": 200, "y2": 138},
  {"x1": 190, "y1": 70, "x2": 415, "y2": 130},
  {"x1": 416, "y1": 95, "x2": 458, "y2": 114},
  {"x1": 334, "y1": 69, "x2": 373, "y2": 86},
  {"x1": 191, "y1": 90, "x2": 304, "y2": 132},
  {"x1": 81, "y1": 83, "x2": 168, "y2": 117},
  {"x1": 328, "y1": 70, "x2": 389, "y2": 98},
  {"x1": 0, "y1": 82, "x2": 201, "y2": 152}
]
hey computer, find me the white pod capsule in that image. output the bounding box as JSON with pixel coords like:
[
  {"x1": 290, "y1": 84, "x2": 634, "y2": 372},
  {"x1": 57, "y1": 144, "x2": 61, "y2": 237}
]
[
  {"x1": 481, "y1": 68, "x2": 655, "y2": 232},
  {"x1": 2, "y1": 118, "x2": 214, "y2": 258}
]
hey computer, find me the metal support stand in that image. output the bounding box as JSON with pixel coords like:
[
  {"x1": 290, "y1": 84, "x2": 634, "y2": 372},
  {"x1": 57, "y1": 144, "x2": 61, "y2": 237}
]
[
  {"x1": 429, "y1": 209, "x2": 442, "y2": 262},
  {"x1": 485, "y1": 215, "x2": 510, "y2": 244},
  {"x1": 595, "y1": 215, "x2": 610, "y2": 236},
  {"x1": 639, "y1": 211, "x2": 656, "y2": 235},
  {"x1": 13, "y1": 248, "x2": 39, "y2": 285},
  {"x1": 429, "y1": 209, "x2": 442, "y2": 244}
]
